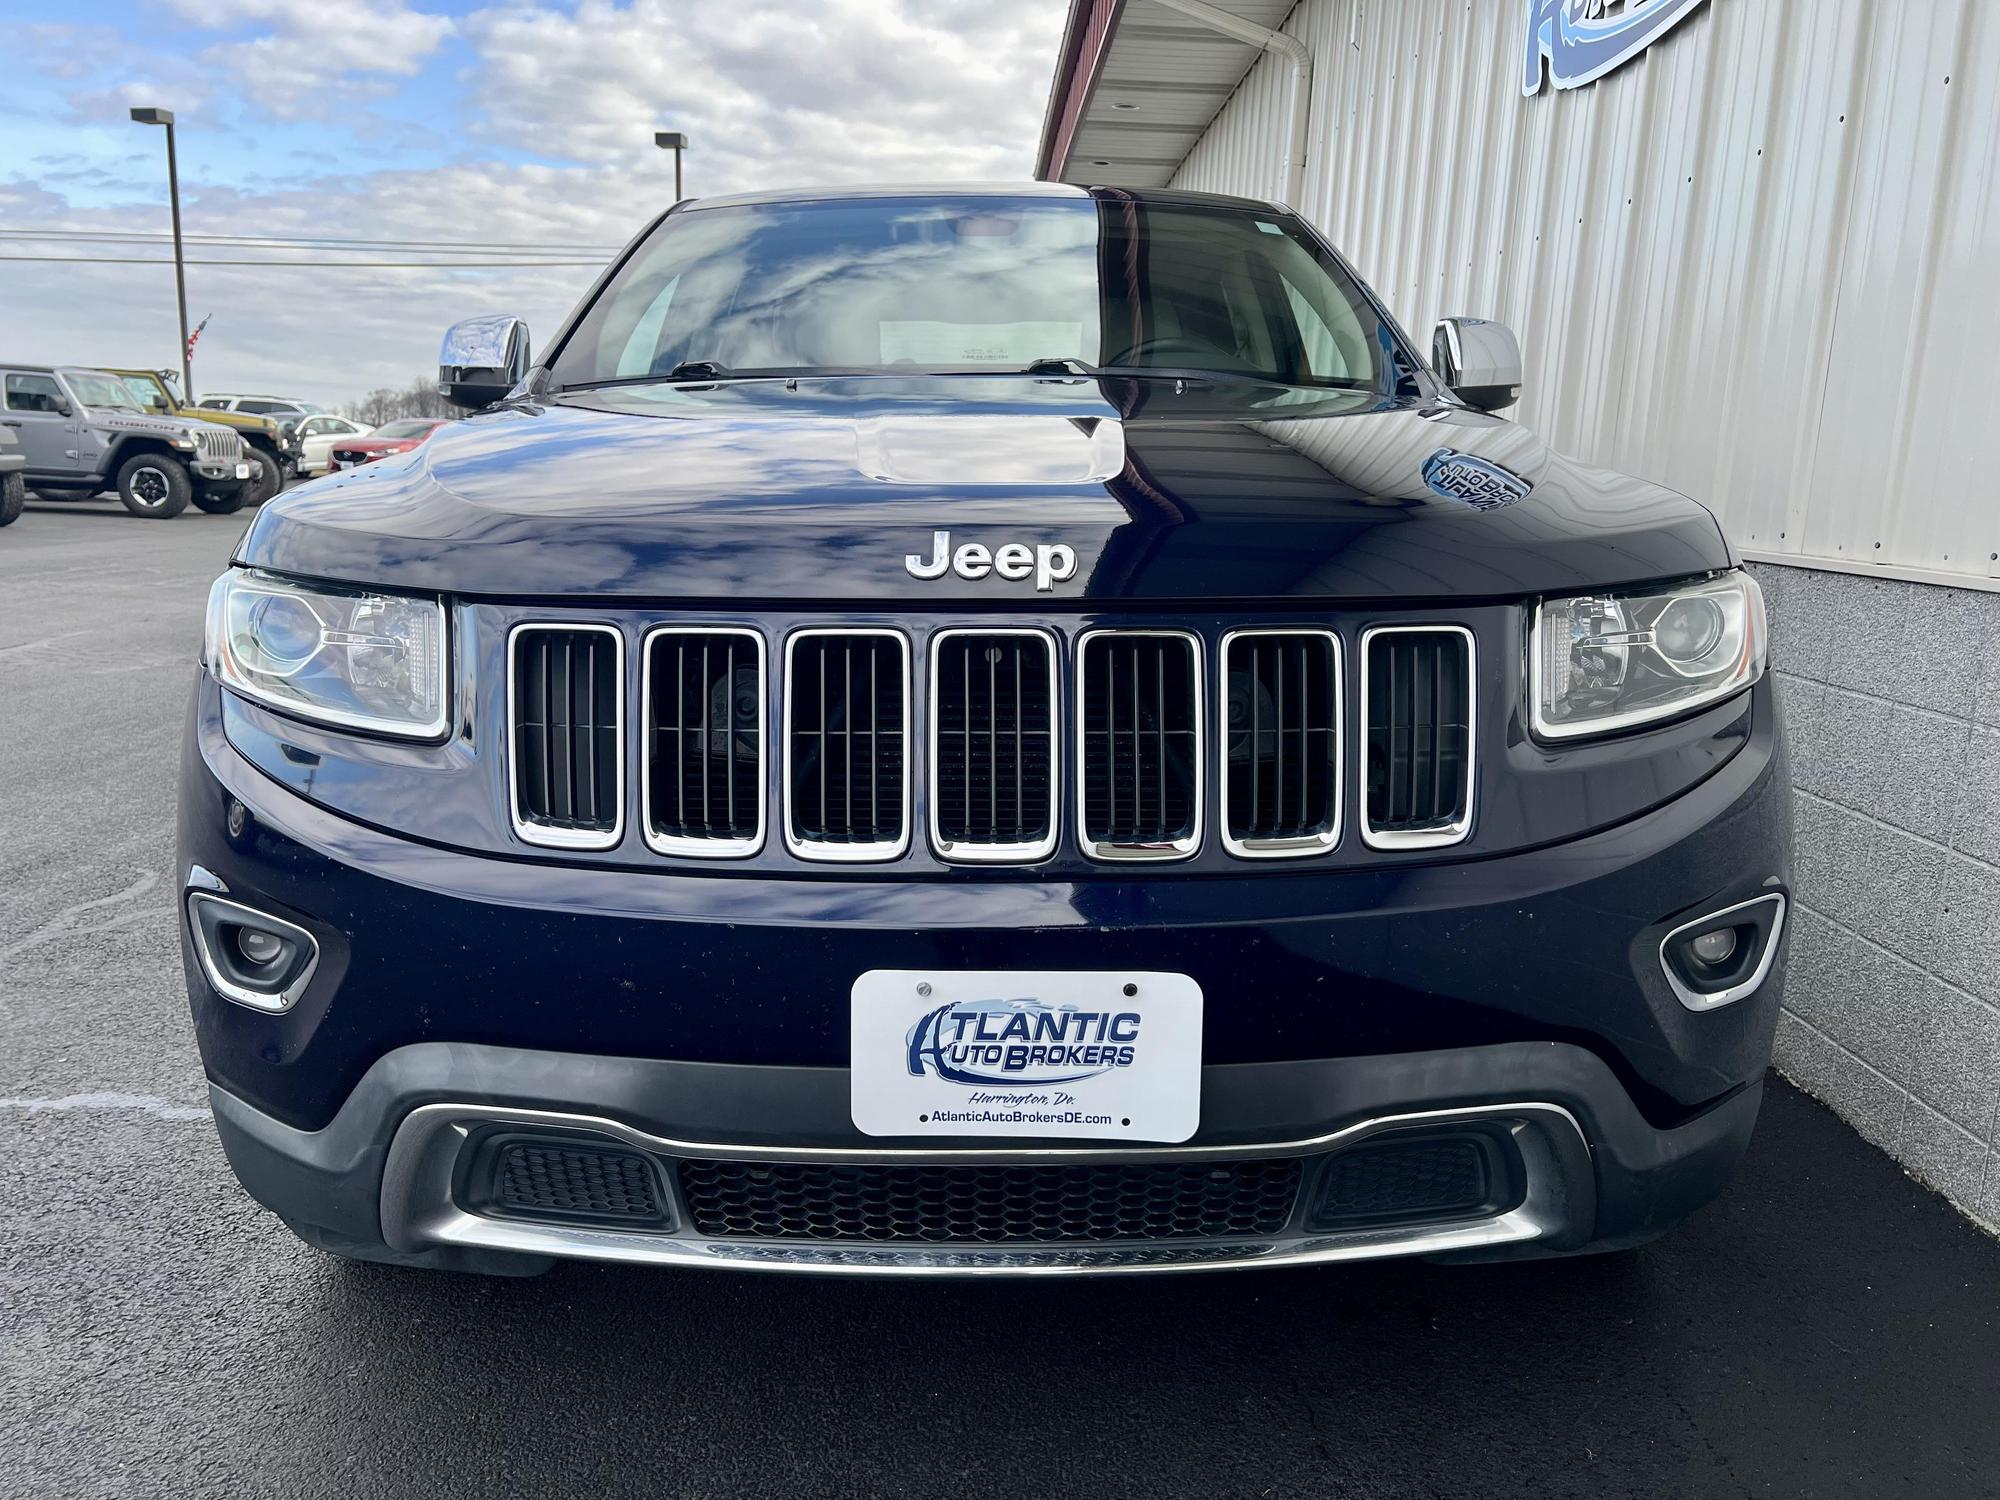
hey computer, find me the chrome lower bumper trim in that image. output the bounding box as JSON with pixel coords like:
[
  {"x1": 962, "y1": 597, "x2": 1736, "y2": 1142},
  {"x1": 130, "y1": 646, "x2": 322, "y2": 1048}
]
[{"x1": 380, "y1": 1100, "x2": 1591, "y2": 1278}]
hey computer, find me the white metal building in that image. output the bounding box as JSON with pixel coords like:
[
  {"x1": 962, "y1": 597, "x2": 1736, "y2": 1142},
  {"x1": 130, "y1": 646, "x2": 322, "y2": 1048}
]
[{"x1": 1040, "y1": 0, "x2": 2000, "y2": 1228}]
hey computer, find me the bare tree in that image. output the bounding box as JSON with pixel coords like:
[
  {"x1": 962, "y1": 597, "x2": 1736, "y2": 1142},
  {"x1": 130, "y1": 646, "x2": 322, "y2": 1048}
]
[{"x1": 342, "y1": 376, "x2": 451, "y2": 426}]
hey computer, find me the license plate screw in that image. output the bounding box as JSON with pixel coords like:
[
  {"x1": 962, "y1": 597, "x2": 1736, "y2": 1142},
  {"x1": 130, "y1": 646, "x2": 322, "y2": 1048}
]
[
  {"x1": 1123, "y1": 982, "x2": 1138, "y2": 996},
  {"x1": 916, "y1": 981, "x2": 932, "y2": 997}
]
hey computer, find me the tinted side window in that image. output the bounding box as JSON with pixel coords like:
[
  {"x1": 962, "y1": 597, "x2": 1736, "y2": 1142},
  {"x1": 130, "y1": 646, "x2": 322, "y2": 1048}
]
[{"x1": 4, "y1": 374, "x2": 64, "y2": 413}]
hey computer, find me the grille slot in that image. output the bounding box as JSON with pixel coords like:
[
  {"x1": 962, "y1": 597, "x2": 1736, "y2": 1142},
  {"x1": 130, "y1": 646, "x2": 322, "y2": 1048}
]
[
  {"x1": 930, "y1": 630, "x2": 1058, "y2": 860},
  {"x1": 644, "y1": 628, "x2": 765, "y2": 856},
  {"x1": 1221, "y1": 629, "x2": 1341, "y2": 856},
  {"x1": 491, "y1": 1140, "x2": 664, "y2": 1224},
  {"x1": 1077, "y1": 630, "x2": 1202, "y2": 859},
  {"x1": 509, "y1": 624, "x2": 624, "y2": 849},
  {"x1": 677, "y1": 1157, "x2": 1302, "y2": 1244},
  {"x1": 1362, "y1": 626, "x2": 1474, "y2": 849},
  {"x1": 785, "y1": 630, "x2": 909, "y2": 859},
  {"x1": 1308, "y1": 1134, "x2": 1504, "y2": 1231}
]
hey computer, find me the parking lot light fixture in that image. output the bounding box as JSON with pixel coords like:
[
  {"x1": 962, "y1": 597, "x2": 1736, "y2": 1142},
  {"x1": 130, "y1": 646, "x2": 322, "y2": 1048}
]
[
  {"x1": 654, "y1": 131, "x2": 689, "y2": 203},
  {"x1": 129, "y1": 106, "x2": 194, "y2": 401}
]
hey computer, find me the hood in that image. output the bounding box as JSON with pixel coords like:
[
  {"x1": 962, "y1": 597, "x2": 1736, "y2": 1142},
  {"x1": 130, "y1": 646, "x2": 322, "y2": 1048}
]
[
  {"x1": 336, "y1": 435, "x2": 421, "y2": 453},
  {"x1": 239, "y1": 377, "x2": 1731, "y2": 604}
]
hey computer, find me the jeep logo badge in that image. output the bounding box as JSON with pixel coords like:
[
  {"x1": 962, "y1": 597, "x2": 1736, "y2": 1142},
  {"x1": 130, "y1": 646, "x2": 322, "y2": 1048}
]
[{"x1": 905, "y1": 530, "x2": 1078, "y2": 592}]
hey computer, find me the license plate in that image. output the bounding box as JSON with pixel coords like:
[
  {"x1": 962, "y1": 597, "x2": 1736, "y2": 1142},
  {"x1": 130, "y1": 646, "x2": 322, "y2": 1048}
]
[
  {"x1": 850, "y1": 970, "x2": 1202, "y2": 1142},
  {"x1": 234, "y1": 462, "x2": 250, "y2": 479}
]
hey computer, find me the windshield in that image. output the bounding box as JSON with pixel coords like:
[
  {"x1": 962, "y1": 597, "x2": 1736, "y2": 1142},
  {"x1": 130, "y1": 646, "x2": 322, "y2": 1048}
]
[
  {"x1": 372, "y1": 419, "x2": 436, "y2": 439},
  {"x1": 120, "y1": 375, "x2": 172, "y2": 413},
  {"x1": 551, "y1": 195, "x2": 1396, "y2": 393},
  {"x1": 65, "y1": 371, "x2": 143, "y2": 411}
]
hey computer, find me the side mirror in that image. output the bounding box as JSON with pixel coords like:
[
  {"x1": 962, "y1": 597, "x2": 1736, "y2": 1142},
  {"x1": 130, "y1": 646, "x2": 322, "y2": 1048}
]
[
  {"x1": 438, "y1": 315, "x2": 530, "y2": 410},
  {"x1": 1431, "y1": 317, "x2": 1523, "y2": 412},
  {"x1": 54, "y1": 397, "x2": 74, "y2": 418}
]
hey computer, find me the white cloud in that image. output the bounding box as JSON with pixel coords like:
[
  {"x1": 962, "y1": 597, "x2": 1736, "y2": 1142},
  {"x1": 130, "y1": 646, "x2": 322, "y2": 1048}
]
[
  {"x1": 460, "y1": 0, "x2": 1064, "y2": 191},
  {"x1": 162, "y1": 0, "x2": 457, "y2": 120},
  {"x1": 1, "y1": 0, "x2": 1071, "y2": 407}
]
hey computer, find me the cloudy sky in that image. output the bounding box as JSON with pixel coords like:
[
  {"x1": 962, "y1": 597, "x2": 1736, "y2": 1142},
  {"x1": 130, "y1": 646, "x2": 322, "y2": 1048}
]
[{"x1": 2, "y1": 0, "x2": 1070, "y2": 408}]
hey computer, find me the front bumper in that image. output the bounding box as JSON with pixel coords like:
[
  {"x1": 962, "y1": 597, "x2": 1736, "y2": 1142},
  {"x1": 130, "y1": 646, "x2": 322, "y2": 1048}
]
[
  {"x1": 180, "y1": 672, "x2": 1790, "y2": 1273},
  {"x1": 211, "y1": 1041, "x2": 1762, "y2": 1276}
]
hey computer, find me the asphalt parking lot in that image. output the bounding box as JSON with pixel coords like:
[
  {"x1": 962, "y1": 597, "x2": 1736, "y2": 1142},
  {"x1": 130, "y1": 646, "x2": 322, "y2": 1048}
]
[{"x1": 1, "y1": 496, "x2": 1997, "y2": 1499}]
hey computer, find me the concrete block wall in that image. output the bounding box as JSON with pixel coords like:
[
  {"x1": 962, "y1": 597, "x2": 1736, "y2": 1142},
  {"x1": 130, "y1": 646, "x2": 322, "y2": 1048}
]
[{"x1": 1751, "y1": 563, "x2": 2000, "y2": 1231}]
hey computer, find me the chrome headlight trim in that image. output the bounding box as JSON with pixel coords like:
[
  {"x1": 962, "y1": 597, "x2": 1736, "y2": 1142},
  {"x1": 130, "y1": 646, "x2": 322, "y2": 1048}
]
[
  {"x1": 205, "y1": 568, "x2": 451, "y2": 740},
  {"x1": 1530, "y1": 569, "x2": 1766, "y2": 742}
]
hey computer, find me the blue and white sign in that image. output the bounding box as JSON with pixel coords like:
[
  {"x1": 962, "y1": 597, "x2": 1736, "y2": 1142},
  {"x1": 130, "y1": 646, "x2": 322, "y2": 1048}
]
[
  {"x1": 1423, "y1": 448, "x2": 1533, "y2": 510},
  {"x1": 1522, "y1": 0, "x2": 1710, "y2": 96},
  {"x1": 850, "y1": 970, "x2": 1203, "y2": 1142}
]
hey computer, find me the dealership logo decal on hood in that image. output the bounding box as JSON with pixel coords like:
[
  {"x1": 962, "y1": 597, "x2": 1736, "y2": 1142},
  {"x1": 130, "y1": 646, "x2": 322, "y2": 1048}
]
[
  {"x1": 906, "y1": 997, "x2": 1141, "y2": 1086},
  {"x1": 1422, "y1": 448, "x2": 1532, "y2": 510},
  {"x1": 1522, "y1": 0, "x2": 1710, "y2": 95}
]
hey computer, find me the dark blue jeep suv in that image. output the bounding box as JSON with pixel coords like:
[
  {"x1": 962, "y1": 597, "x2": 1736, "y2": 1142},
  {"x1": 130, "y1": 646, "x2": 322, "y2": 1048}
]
[{"x1": 179, "y1": 185, "x2": 1790, "y2": 1276}]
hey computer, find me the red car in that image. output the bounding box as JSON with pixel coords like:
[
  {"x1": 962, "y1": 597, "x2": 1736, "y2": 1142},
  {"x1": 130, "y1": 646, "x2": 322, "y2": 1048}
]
[{"x1": 329, "y1": 418, "x2": 446, "y2": 470}]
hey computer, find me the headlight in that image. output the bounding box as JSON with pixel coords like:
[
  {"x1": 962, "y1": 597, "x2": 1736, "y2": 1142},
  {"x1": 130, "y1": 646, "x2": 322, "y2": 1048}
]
[
  {"x1": 1533, "y1": 570, "x2": 1765, "y2": 739},
  {"x1": 205, "y1": 569, "x2": 449, "y2": 737}
]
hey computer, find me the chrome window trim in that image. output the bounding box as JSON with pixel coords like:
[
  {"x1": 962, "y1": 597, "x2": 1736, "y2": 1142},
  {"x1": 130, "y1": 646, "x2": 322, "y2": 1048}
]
[
  {"x1": 184, "y1": 892, "x2": 320, "y2": 1015},
  {"x1": 1659, "y1": 892, "x2": 1788, "y2": 1012},
  {"x1": 505, "y1": 621, "x2": 627, "y2": 853},
  {"x1": 1218, "y1": 626, "x2": 1343, "y2": 859},
  {"x1": 379, "y1": 1101, "x2": 1586, "y2": 1277},
  {"x1": 1358, "y1": 623, "x2": 1477, "y2": 852},
  {"x1": 639, "y1": 625, "x2": 768, "y2": 860},
  {"x1": 926, "y1": 626, "x2": 1062, "y2": 864},
  {"x1": 1073, "y1": 627, "x2": 1205, "y2": 863},
  {"x1": 781, "y1": 626, "x2": 912, "y2": 863}
]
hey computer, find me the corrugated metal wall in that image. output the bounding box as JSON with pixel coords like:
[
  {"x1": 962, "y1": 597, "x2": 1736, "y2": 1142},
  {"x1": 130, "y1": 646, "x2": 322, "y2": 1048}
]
[{"x1": 1172, "y1": 0, "x2": 2000, "y2": 587}]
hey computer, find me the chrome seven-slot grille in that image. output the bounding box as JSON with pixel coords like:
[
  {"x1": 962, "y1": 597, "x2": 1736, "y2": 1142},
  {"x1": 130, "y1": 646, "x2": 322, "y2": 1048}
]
[
  {"x1": 194, "y1": 427, "x2": 245, "y2": 461},
  {"x1": 507, "y1": 621, "x2": 1475, "y2": 863}
]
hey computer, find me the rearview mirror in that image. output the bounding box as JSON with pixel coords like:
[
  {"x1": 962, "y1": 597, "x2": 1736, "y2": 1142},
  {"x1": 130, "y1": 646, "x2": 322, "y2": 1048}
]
[
  {"x1": 1431, "y1": 317, "x2": 1523, "y2": 412},
  {"x1": 438, "y1": 315, "x2": 530, "y2": 410}
]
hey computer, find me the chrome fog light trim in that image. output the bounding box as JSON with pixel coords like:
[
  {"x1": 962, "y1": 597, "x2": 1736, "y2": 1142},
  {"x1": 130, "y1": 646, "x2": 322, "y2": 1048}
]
[
  {"x1": 1659, "y1": 892, "x2": 1787, "y2": 1012},
  {"x1": 186, "y1": 892, "x2": 321, "y2": 1014}
]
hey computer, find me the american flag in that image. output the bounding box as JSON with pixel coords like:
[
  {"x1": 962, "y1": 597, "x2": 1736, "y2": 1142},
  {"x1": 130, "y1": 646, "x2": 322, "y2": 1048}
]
[{"x1": 187, "y1": 314, "x2": 211, "y2": 360}]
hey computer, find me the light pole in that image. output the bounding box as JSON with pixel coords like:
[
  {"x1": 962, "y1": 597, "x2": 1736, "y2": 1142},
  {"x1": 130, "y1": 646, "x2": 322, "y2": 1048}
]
[
  {"x1": 654, "y1": 131, "x2": 688, "y2": 203},
  {"x1": 129, "y1": 106, "x2": 194, "y2": 401}
]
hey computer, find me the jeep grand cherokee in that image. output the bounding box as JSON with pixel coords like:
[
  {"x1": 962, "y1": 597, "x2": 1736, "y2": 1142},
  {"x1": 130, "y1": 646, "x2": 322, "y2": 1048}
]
[{"x1": 180, "y1": 185, "x2": 1790, "y2": 1276}]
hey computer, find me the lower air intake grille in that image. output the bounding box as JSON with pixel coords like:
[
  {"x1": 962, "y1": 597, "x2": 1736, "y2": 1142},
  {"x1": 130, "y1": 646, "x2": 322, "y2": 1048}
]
[
  {"x1": 676, "y1": 1157, "x2": 1303, "y2": 1243},
  {"x1": 1363, "y1": 626, "x2": 1473, "y2": 847},
  {"x1": 1078, "y1": 631, "x2": 1201, "y2": 858},
  {"x1": 493, "y1": 1141, "x2": 662, "y2": 1222},
  {"x1": 786, "y1": 631, "x2": 908, "y2": 858},
  {"x1": 510, "y1": 625, "x2": 623, "y2": 847},
  {"x1": 1308, "y1": 1134, "x2": 1500, "y2": 1231},
  {"x1": 1223, "y1": 630, "x2": 1341, "y2": 853},
  {"x1": 932, "y1": 631, "x2": 1057, "y2": 858},
  {"x1": 646, "y1": 629, "x2": 763, "y2": 853}
]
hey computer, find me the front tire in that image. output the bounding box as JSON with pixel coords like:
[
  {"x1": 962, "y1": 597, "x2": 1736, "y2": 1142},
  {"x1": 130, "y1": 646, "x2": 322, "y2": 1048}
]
[
  {"x1": 246, "y1": 450, "x2": 281, "y2": 504},
  {"x1": 0, "y1": 472, "x2": 23, "y2": 527},
  {"x1": 115, "y1": 453, "x2": 191, "y2": 518}
]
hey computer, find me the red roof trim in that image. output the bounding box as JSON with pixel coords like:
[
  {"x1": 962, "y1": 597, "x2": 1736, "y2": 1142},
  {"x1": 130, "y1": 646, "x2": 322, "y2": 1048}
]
[{"x1": 1034, "y1": 0, "x2": 1126, "y2": 181}]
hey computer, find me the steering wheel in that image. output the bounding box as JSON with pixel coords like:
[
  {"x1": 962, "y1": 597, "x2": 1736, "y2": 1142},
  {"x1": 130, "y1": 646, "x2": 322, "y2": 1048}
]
[{"x1": 1105, "y1": 334, "x2": 1238, "y2": 367}]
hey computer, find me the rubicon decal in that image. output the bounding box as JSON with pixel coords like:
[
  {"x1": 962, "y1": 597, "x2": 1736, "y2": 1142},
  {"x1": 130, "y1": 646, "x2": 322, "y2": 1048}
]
[{"x1": 907, "y1": 998, "x2": 1141, "y2": 1086}]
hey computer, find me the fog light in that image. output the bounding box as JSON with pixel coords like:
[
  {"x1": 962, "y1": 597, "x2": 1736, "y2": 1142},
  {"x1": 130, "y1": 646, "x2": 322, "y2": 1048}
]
[
  {"x1": 235, "y1": 929, "x2": 287, "y2": 966},
  {"x1": 1658, "y1": 893, "x2": 1787, "y2": 1013},
  {"x1": 186, "y1": 891, "x2": 320, "y2": 1014},
  {"x1": 1690, "y1": 928, "x2": 1738, "y2": 966}
]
